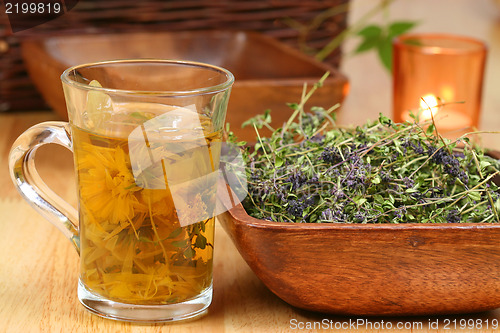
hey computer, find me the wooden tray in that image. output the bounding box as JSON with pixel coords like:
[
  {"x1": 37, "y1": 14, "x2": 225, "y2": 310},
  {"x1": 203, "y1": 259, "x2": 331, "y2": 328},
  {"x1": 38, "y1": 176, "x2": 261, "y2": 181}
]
[
  {"x1": 218, "y1": 182, "x2": 500, "y2": 316},
  {"x1": 21, "y1": 30, "x2": 348, "y2": 141}
]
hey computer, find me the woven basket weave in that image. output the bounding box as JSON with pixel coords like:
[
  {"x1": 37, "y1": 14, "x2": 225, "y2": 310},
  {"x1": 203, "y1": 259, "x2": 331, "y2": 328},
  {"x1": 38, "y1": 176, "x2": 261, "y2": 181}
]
[{"x1": 0, "y1": 0, "x2": 348, "y2": 112}]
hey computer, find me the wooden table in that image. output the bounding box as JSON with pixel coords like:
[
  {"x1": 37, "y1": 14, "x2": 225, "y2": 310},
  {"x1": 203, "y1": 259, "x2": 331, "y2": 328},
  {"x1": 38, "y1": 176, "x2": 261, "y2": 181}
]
[{"x1": 3, "y1": 0, "x2": 500, "y2": 332}]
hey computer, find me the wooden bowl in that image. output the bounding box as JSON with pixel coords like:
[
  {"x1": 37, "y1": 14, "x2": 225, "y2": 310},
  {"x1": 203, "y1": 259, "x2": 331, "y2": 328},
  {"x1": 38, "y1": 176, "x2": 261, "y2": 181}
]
[
  {"x1": 20, "y1": 30, "x2": 348, "y2": 141},
  {"x1": 218, "y1": 191, "x2": 500, "y2": 316}
]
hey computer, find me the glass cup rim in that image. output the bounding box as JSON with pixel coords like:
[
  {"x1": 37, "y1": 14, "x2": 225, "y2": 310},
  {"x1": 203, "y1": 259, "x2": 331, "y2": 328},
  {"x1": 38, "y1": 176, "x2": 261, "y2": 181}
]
[
  {"x1": 60, "y1": 59, "x2": 235, "y2": 97},
  {"x1": 393, "y1": 33, "x2": 488, "y2": 55}
]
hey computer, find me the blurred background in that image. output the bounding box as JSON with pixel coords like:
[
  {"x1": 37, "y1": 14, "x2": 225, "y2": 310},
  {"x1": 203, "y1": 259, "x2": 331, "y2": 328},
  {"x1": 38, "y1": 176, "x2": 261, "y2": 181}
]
[{"x1": 1, "y1": 0, "x2": 500, "y2": 144}]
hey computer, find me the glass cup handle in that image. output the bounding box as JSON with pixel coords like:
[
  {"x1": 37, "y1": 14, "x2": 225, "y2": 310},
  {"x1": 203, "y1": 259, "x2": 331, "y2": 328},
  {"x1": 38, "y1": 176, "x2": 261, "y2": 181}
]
[{"x1": 9, "y1": 121, "x2": 80, "y2": 253}]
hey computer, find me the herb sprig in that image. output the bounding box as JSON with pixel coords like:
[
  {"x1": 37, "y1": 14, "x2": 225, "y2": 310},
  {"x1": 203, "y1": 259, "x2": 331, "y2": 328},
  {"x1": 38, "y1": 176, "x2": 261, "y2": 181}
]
[{"x1": 229, "y1": 77, "x2": 500, "y2": 224}]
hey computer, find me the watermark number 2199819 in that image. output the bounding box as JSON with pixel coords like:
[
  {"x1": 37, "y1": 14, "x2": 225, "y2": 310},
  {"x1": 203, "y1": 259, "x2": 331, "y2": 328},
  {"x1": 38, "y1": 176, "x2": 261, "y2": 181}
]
[
  {"x1": 5, "y1": 1, "x2": 62, "y2": 14},
  {"x1": 2, "y1": 0, "x2": 79, "y2": 32}
]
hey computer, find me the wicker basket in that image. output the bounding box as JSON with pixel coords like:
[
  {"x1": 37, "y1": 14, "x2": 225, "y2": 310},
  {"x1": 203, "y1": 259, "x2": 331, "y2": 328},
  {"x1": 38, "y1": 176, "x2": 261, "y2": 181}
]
[{"x1": 0, "y1": 0, "x2": 348, "y2": 112}]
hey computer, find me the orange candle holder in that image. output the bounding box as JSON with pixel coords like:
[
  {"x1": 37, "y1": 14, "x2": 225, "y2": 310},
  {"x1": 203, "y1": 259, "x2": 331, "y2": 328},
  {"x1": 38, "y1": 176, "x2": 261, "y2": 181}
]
[{"x1": 393, "y1": 33, "x2": 487, "y2": 138}]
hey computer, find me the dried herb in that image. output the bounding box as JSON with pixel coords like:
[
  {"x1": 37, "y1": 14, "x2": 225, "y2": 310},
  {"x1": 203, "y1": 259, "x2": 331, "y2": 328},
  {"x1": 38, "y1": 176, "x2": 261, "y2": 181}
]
[{"x1": 228, "y1": 75, "x2": 500, "y2": 224}]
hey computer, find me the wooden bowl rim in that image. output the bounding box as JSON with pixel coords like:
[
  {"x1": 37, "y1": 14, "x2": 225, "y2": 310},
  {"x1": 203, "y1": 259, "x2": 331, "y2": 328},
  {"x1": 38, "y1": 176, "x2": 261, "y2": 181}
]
[
  {"x1": 233, "y1": 76, "x2": 345, "y2": 87},
  {"x1": 24, "y1": 29, "x2": 341, "y2": 80},
  {"x1": 224, "y1": 151, "x2": 500, "y2": 232},
  {"x1": 225, "y1": 201, "x2": 500, "y2": 231}
]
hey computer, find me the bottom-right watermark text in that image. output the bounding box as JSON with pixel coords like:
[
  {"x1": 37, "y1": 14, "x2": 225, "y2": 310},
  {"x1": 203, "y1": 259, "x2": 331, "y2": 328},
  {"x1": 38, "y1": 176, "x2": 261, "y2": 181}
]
[{"x1": 290, "y1": 318, "x2": 499, "y2": 330}]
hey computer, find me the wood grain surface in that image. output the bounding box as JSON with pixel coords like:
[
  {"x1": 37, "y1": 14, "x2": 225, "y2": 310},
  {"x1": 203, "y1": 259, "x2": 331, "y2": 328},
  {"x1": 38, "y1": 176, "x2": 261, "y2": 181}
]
[{"x1": 3, "y1": 0, "x2": 500, "y2": 332}]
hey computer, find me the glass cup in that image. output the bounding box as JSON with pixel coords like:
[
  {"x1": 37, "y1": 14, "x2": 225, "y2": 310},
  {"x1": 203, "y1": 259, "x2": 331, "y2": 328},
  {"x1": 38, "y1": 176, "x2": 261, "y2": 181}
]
[
  {"x1": 393, "y1": 33, "x2": 487, "y2": 138},
  {"x1": 9, "y1": 59, "x2": 234, "y2": 322}
]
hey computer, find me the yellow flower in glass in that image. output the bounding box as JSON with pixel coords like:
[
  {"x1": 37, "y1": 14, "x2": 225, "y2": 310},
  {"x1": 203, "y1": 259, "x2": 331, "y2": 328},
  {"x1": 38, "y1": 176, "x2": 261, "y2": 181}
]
[{"x1": 76, "y1": 141, "x2": 142, "y2": 226}]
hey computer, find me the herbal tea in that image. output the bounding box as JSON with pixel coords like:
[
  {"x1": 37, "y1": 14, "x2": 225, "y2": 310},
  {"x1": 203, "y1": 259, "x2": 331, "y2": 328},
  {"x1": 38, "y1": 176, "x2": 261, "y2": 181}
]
[{"x1": 73, "y1": 105, "x2": 220, "y2": 305}]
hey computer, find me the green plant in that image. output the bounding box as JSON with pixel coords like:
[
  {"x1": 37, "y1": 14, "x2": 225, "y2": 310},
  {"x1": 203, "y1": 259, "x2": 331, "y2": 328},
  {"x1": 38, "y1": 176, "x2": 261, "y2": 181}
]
[{"x1": 287, "y1": 0, "x2": 417, "y2": 71}]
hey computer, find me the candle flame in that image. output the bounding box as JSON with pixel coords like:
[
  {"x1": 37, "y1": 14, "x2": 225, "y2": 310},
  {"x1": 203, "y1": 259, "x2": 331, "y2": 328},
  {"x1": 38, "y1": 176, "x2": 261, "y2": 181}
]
[{"x1": 419, "y1": 94, "x2": 440, "y2": 120}]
